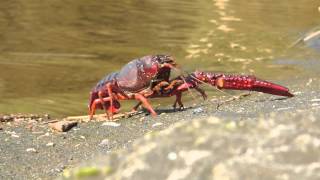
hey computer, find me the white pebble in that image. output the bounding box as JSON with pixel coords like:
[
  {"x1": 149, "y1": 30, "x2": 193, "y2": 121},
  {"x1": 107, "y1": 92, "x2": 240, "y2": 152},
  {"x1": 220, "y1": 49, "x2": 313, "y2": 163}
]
[
  {"x1": 168, "y1": 152, "x2": 177, "y2": 161},
  {"x1": 46, "y1": 142, "x2": 55, "y2": 147},
  {"x1": 152, "y1": 122, "x2": 163, "y2": 128},
  {"x1": 26, "y1": 148, "x2": 37, "y2": 153},
  {"x1": 101, "y1": 122, "x2": 121, "y2": 127}
]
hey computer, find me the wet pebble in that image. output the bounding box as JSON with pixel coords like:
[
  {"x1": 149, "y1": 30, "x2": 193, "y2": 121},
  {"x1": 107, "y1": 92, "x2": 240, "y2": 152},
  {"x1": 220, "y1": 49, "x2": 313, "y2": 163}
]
[{"x1": 193, "y1": 107, "x2": 204, "y2": 114}]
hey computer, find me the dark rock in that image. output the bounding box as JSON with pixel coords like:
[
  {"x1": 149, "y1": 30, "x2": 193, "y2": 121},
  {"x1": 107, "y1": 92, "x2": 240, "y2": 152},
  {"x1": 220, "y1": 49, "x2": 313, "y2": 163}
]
[
  {"x1": 49, "y1": 121, "x2": 78, "y2": 132},
  {"x1": 1, "y1": 115, "x2": 13, "y2": 122}
]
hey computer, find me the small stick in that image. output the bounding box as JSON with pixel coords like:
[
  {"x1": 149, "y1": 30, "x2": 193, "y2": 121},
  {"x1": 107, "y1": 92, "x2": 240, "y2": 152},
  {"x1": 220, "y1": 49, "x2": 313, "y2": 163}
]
[
  {"x1": 42, "y1": 119, "x2": 59, "y2": 124},
  {"x1": 66, "y1": 111, "x2": 141, "y2": 122},
  {"x1": 216, "y1": 93, "x2": 251, "y2": 110}
]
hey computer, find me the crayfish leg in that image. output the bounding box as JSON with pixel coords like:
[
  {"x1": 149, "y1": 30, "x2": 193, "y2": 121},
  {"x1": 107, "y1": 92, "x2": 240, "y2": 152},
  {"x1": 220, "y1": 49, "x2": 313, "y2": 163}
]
[
  {"x1": 134, "y1": 94, "x2": 157, "y2": 117},
  {"x1": 106, "y1": 83, "x2": 114, "y2": 120},
  {"x1": 89, "y1": 97, "x2": 114, "y2": 120},
  {"x1": 173, "y1": 92, "x2": 184, "y2": 111}
]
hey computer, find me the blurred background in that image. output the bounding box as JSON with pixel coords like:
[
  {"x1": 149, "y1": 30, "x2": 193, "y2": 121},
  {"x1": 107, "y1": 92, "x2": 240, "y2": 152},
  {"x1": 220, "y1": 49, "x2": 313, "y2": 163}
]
[{"x1": 0, "y1": 0, "x2": 319, "y2": 117}]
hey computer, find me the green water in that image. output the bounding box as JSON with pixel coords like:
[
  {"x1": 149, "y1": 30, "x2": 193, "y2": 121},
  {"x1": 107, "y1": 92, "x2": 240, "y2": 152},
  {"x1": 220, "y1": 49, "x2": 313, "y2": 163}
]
[{"x1": 0, "y1": 0, "x2": 319, "y2": 117}]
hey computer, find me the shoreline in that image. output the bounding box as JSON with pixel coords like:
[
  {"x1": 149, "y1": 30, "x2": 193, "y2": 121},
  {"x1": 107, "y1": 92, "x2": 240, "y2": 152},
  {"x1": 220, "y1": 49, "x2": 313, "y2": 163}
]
[{"x1": 1, "y1": 78, "x2": 319, "y2": 179}]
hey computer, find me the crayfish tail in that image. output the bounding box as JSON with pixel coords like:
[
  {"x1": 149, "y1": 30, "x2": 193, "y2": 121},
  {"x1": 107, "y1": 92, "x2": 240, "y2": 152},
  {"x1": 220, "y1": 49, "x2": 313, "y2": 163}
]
[{"x1": 215, "y1": 75, "x2": 294, "y2": 97}]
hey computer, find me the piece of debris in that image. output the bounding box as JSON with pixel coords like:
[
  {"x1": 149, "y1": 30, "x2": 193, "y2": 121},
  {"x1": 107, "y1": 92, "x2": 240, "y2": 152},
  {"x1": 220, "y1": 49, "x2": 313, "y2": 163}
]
[
  {"x1": 0, "y1": 125, "x2": 3, "y2": 130},
  {"x1": 46, "y1": 142, "x2": 55, "y2": 147},
  {"x1": 26, "y1": 148, "x2": 37, "y2": 153},
  {"x1": 49, "y1": 121, "x2": 78, "y2": 132},
  {"x1": 101, "y1": 122, "x2": 121, "y2": 127}
]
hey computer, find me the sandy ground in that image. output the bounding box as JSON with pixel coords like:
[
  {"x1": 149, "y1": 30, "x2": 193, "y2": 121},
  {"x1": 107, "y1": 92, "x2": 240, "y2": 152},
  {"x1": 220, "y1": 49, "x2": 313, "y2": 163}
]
[{"x1": 0, "y1": 77, "x2": 319, "y2": 179}]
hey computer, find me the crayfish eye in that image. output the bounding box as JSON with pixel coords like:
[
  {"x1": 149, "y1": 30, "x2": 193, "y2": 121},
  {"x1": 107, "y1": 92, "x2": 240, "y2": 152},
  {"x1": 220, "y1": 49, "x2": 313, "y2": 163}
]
[{"x1": 156, "y1": 55, "x2": 175, "y2": 64}]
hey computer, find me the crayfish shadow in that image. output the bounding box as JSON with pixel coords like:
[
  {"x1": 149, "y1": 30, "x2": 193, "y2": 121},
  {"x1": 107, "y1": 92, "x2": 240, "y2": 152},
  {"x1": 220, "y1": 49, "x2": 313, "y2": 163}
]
[
  {"x1": 254, "y1": 97, "x2": 291, "y2": 103},
  {"x1": 141, "y1": 107, "x2": 193, "y2": 114}
]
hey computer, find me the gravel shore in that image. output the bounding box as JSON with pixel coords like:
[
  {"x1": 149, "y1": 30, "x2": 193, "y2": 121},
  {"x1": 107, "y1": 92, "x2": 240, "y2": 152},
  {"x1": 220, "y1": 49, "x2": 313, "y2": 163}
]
[{"x1": 1, "y1": 77, "x2": 319, "y2": 179}]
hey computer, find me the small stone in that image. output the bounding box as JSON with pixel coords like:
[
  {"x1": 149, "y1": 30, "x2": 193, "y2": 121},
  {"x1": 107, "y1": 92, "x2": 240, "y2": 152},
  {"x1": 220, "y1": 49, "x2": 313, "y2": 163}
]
[
  {"x1": 101, "y1": 122, "x2": 120, "y2": 127},
  {"x1": 46, "y1": 142, "x2": 55, "y2": 147},
  {"x1": 49, "y1": 121, "x2": 78, "y2": 132},
  {"x1": 26, "y1": 124, "x2": 34, "y2": 131},
  {"x1": 168, "y1": 152, "x2": 177, "y2": 161},
  {"x1": 212, "y1": 163, "x2": 233, "y2": 180},
  {"x1": 139, "y1": 117, "x2": 145, "y2": 121},
  {"x1": 26, "y1": 148, "x2": 37, "y2": 153},
  {"x1": 179, "y1": 150, "x2": 211, "y2": 166},
  {"x1": 225, "y1": 121, "x2": 237, "y2": 130},
  {"x1": 193, "y1": 107, "x2": 204, "y2": 114},
  {"x1": 2, "y1": 115, "x2": 13, "y2": 122},
  {"x1": 44, "y1": 114, "x2": 50, "y2": 119},
  {"x1": 98, "y1": 139, "x2": 110, "y2": 148},
  {"x1": 294, "y1": 134, "x2": 312, "y2": 152},
  {"x1": 11, "y1": 134, "x2": 20, "y2": 138},
  {"x1": 167, "y1": 168, "x2": 191, "y2": 180},
  {"x1": 152, "y1": 122, "x2": 163, "y2": 128},
  {"x1": 207, "y1": 117, "x2": 221, "y2": 124}
]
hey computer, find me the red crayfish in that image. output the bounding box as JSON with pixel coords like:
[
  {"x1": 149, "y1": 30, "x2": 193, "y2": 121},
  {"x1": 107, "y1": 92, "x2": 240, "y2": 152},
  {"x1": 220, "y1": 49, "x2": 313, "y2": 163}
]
[{"x1": 88, "y1": 55, "x2": 293, "y2": 120}]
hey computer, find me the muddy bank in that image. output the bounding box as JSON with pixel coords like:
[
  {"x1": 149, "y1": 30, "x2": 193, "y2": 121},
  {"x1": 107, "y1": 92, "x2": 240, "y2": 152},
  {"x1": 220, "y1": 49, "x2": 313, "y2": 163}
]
[{"x1": 0, "y1": 77, "x2": 319, "y2": 179}]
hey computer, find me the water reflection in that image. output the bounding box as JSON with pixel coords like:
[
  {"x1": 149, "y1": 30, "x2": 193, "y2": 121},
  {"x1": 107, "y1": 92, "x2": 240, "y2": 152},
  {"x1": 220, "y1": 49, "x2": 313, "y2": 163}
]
[{"x1": 0, "y1": 0, "x2": 319, "y2": 116}]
